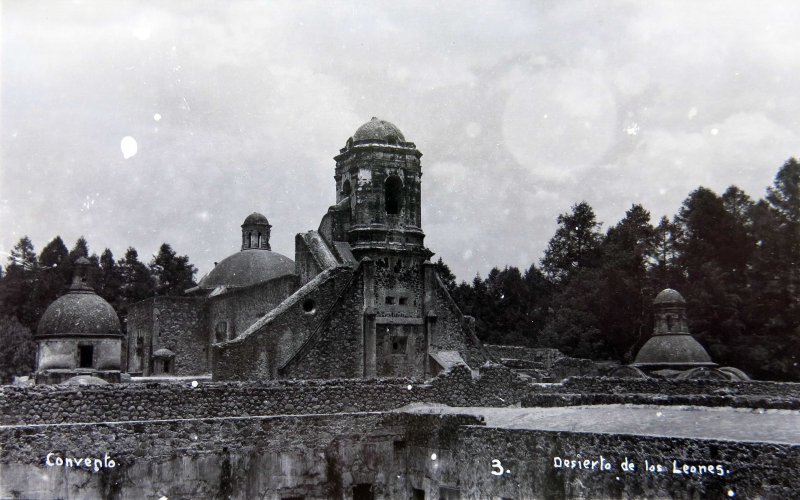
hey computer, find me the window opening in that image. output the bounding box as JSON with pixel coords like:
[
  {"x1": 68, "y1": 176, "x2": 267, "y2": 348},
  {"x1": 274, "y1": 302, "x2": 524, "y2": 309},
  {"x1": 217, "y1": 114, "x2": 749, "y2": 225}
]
[
  {"x1": 399, "y1": 297, "x2": 408, "y2": 305},
  {"x1": 342, "y1": 179, "x2": 352, "y2": 197},
  {"x1": 353, "y1": 484, "x2": 374, "y2": 500},
  {"x1": 215, "y1": 321, "x2": 228, "y2": 343},
  {"x1": 385, "y1": 175, "x2": 402, "y2": 214},
  {"x1": 391, "y1": 336, "x2": 407, "y2": 354},
  {"x1": 79, "y1": 345, "x2": 93, "y2": 368},
  {"x1": 439, "y1": 487, "x2": 461, "y2": 500},
  {"x1": 385, "y1": 296, "x2": 395, "y2": 305},
  {"x1": 302, "y1": 299, "x2": 316, "y2": 313}
]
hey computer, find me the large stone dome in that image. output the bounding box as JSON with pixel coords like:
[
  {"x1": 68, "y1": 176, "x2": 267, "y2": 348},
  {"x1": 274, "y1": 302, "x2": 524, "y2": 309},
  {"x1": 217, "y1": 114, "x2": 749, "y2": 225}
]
[
  {"x1": 197, "y1": 249, "x2": 295, "y2": 290},
  {"x1": 37, "y1": 290, "x2": 122, "y2": 338},
  {"x1": 353, "y1": 117, "x2": 406, "y2": 142},
  {"x1": 633, "y1": 335, "x2": 715, "y2": 368}
]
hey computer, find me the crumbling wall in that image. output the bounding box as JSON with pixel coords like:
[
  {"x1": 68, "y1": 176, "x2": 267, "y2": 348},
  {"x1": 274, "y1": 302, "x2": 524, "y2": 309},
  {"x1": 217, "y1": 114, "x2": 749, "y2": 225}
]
[
  {"x1": 3, "y1": 374, "x2": 800, "y2": 498},
  {"x1": 282, "y1": 272, "x2": 365, "y2": 379},
  {"x1": 152, "y1": 297, "x2": 206, "y2": 375},
  {"x1": 0, "y1": 413, "x2": 418, "y2": 500},
  {"x1": 126, "y1": 297, "x2": 206, "y2": 376},
  {"x1": 206, "y1": 274, "x2": 298, "y2": 341},
  {"x1": 484, "y1": 345, "x2": 566, "y2": 366},
  {"x1": 404, "y1": 420, "x2": 800, "y2": 499},
  {"x1": 0, "y1": 365, "x2": 532, "y2": 426},
  {"x1": 559, "y1": 376, "x2": 800, "y2": 399},
  {"x1": 5, "y1": 368, "x2": 800, "y2": 427},
  {"x1": 211, "y1": 267, "x2": 354, "y2": 380},
  {"x1": 519, "y1": 377, "x2": 800, "y2": 409}
]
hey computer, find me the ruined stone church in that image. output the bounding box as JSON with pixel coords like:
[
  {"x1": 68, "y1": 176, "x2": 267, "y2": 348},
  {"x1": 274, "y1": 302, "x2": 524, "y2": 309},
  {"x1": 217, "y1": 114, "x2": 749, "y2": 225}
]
[{"x1": 126, "y1": 118, "x2": 488, "y2": 380}]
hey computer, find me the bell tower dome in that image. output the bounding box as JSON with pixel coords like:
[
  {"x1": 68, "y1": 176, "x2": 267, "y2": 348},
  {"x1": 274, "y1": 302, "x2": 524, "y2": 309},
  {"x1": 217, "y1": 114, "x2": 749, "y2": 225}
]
[
  {"x1": 241, "y1": 212, "x2": 272, "y2": 251},
  {"x1": 333, "y1": 117, "x2": 431, "y2": 263}
]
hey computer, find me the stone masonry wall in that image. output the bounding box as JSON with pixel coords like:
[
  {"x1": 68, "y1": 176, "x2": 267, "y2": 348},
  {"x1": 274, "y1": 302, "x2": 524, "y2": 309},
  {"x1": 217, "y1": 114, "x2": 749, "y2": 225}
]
[
  {"x1": 207, "y1": 274, "x2": 298, "y2": 341},
  {"x1": 558, "y1": 376, "x2": 800, "y2": 399},
  {"x1": 152, "y1": 296, "x2": 206, "y2": 375},
  {"x1": 430, "y1": 274, "x2": 490, "y2": 369},
  {"x1": 484, "y1": 344, "x2": 565, "y2": 366},
  {"x1": 124, "y1": 302, "x2": 153, "y2": 375},
  {"x1": 0, "y1": 412, "x2": 421, "y2": 500},
  {"x1": 126, "y1": 297, "x2": 207, "y2": 376},
  {"x1": 0, "y1": 364, "x2": 529, "y2": 426},
  {"x1": 405, "y1": 419, "x2": 800, "y2": 499},
  {"x1": 520, "y1": 376, "x2": 800, "y2": 410},
  {"x1": 212, "y1": 267, "x2": 354, "y2": 380},
  {"x1": 283, "y1": 271, "x2": 365, "y2": 379},
  {"x1": 5, "y1": 367, "x2": 800, "y2": 427}
]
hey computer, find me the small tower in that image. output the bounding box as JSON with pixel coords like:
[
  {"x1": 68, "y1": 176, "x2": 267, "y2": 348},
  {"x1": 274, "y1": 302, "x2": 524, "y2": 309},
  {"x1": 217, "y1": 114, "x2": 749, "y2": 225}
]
[
  {"x1": 632, "y1": 289, "x2": 716, "y2": 371},
  {"x1": 241, "y1": 212, "x2": 272, "y2": 250},
  {"x1": 332, "y1": 117, "x2": 432, "y2": 265}
]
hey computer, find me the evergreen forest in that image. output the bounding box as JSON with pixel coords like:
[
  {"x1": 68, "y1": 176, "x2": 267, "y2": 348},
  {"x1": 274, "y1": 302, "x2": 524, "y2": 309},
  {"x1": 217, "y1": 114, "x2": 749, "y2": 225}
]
[{"x1": 2, "y1": 158, "x2": 799, "y2": 382}]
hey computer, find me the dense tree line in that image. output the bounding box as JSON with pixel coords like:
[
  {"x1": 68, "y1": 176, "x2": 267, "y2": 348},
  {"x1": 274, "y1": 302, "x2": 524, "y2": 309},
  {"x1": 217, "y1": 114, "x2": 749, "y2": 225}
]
[
  {"x1": 0, "y1": 238, "x2": 196, "y2": 382},
  {"x1": 2, "y1": 160, "x2": 798, "y2": 382},
  {"x1": 443, "y1": 158, "x2": 800, "y2": 381}
]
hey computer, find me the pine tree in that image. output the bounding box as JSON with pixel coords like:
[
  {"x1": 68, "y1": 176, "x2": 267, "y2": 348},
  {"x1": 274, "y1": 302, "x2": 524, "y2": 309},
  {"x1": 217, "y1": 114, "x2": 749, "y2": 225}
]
[
  {"x1": 97, "y1": 248, "x2": 123, "y2": 308},
  {"x1": 649, "y1": 216, "x2": 683, "y2": 292},
  {"x1": 7, "y1": 236, "x2": 37, "y2": 273},
  {"x1": 149, "y1": 243, "x2": 197, "y2": 296},
  {"x1": 541, "y1": 202, "x2": 602, "y2": 284},
  {"x1": 30, "y1": 236, "x2": 71, "y2": 327},
  {"x1": 673, "y1": 187, "x2": 751, "y2": 358},
  {"x1": 68, "y1": 236, "x2": 90, "y2": 261},
  {"x1": 600, "y1": 204, "x2": 656, "y2": 361},
  {"x1": 118, "y1": 247, "x2": 155, "y2": 311},
  {"x1": 433, "y1": 257, "x2": 457, "y2": 293},
  {"x1": 1, "y1": 237, "x2": 39, "y2": 328},
  {"x1": 0, "y1": 315, "x2": 36, "y2": 383}
]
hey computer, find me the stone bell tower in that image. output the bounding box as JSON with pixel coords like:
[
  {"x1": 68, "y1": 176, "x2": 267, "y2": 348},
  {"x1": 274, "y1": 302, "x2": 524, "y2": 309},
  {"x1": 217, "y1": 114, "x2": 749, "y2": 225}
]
[
  {"x1": 241, "y1": 212, "x2": 271, "y2": 251},
  {"x1": 332, "y1": 117, "x2": 432, "y2": 265}
]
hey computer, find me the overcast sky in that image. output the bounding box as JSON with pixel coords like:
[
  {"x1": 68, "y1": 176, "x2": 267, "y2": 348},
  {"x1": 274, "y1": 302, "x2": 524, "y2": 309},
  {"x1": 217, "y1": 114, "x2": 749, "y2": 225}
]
[{"x1": 2, "y1": 1, "x2": 799, "y2": 282}]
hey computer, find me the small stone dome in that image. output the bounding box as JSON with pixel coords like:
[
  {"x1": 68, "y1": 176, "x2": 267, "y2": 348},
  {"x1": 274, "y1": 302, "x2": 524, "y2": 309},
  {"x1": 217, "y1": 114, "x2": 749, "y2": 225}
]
[
  {"x1": 243, "y1": 212, "x2": 270, "y2": 226},
  {"x1": 197, "y1": 249, "x2": 295, "y2": 290},
  {"x1": 153, "y1": 348, "x2": 176, "y2": 358},
  {"x1": 37, "y1": 259, "x2": 121, "y2": 338},
  {"x1": 37, "y1": 293, "x2": 122, "y2": 337},
  {"x1": 632, "y1": 287, "x2": 715, "y2": 369},
  {"x1": 654, "y1": 288, "x2": 686, "y2": 305},
  {"x1": 353, "y1": 117, "x2": 406, "y2": 143}
]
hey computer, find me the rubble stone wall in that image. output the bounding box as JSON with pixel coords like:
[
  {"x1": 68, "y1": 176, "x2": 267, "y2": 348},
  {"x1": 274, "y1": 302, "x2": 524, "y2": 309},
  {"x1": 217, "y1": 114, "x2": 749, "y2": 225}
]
[
  {"x1": 5, "y1": 368, "x2": 800, "y2": 427},
  {"x1": 0, "y1": 412, "x2": 421, "y2": 500},
  {"x1": 556, "y1": 376, "x2": 800, "y2": 399},
  {"x1": 0, "y1": 364, "x2": 529, "y2": 426},
  {"x1": 405, "y1": 419, "x2": 800, "y2": 499}
]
